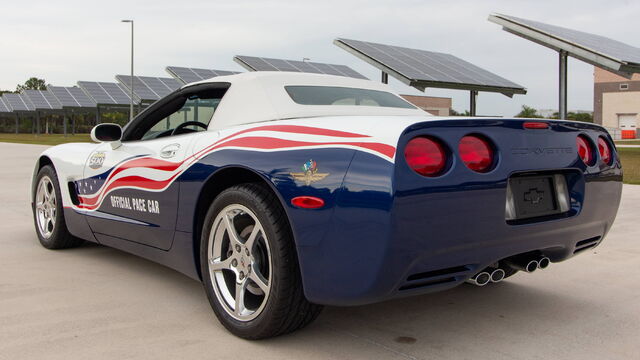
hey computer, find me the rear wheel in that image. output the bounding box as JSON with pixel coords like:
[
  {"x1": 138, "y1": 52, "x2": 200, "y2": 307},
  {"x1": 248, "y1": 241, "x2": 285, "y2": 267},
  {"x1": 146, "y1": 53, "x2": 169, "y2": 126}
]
[
  {"x1": 33, "y1": 165, "x2": 83, "y2": 249},
  {"x1": 200, "y1": 183, "x2": 322, "y2": 339}
]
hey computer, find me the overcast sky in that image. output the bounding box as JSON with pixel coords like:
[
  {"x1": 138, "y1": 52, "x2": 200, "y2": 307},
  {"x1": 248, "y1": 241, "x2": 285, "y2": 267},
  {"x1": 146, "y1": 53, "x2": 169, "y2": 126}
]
[{"x1": 1, "y1": 0, "x2": 638, "y2": 116}]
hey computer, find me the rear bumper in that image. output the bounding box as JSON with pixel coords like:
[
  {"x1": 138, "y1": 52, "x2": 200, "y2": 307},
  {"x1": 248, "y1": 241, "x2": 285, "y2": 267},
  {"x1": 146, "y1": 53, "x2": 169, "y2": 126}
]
[{"x1": 297, "y1": 174, "x2": 622, "y2": 306}]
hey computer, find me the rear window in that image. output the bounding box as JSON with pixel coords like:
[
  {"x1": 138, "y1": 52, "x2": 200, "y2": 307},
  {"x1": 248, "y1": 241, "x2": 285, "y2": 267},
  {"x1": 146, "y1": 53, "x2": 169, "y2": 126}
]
[{"x1": 285, "y1": 86, "x2": 416, "y2": 109}]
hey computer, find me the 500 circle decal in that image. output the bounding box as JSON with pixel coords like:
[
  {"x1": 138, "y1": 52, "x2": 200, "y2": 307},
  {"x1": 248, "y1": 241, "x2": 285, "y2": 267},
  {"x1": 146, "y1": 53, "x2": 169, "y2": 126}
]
[{"x1": 89, "y1": 152, "x2": 106, "y2": 169}]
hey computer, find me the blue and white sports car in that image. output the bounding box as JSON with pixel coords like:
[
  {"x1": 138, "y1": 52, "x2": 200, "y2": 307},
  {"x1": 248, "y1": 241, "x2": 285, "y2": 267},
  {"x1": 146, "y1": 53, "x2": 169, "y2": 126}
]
[{"x1": 31, "y1": 72, "x2": 622, "y2": 339}]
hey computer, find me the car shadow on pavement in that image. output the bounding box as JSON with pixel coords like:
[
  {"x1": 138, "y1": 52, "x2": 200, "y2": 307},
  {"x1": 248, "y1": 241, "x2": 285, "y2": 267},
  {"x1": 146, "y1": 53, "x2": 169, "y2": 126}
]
[{"x1": 58, "y1": 242, "x2": 603, "y2": 358}]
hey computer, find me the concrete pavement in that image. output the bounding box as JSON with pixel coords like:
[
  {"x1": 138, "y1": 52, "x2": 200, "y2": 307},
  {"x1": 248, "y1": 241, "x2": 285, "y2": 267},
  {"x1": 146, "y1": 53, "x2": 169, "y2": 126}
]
[{"x1": 0, "y1": 142, "x2": 638, "y2": 360}]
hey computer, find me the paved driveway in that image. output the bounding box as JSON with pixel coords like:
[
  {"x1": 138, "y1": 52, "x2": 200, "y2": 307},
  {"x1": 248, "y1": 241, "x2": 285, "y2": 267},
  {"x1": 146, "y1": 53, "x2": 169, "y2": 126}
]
[{"x1": 1, "y1": 142, "x2": 638, "y2": 360}]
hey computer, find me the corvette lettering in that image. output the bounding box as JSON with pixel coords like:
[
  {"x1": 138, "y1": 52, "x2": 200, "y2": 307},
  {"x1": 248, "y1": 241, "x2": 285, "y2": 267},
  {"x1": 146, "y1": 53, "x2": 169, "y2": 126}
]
[
  {"x1": 511, "y1": 147, "x2": 572, "y2": 155},
  {"x1": 110, "y1": 195, "x2": 160, "y2": 214}
]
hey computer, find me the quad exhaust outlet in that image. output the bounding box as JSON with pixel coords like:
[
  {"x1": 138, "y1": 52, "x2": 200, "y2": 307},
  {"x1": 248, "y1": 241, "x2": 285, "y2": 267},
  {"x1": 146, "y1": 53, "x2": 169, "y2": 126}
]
[
  {"x1": 466, "y1": 268, "x2": 505, "y2": 286},
  {"x1": 467, "y1": 255, "x2": 552, "y2": 287}
]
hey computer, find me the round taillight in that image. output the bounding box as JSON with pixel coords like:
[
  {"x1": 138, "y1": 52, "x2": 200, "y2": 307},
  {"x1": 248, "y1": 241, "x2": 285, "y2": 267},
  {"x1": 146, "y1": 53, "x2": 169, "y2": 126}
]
[
  {"x1": 458, "y1": 135, "x2": 494, "y2": 173},
  {"x1": 576, "y1": 135, "x2": 595, "y2": 166},
  {"x1": 597, "y1": 136, "x2": 613, "y2": 165},
  {"x1": 404, "y1": 136, "x2": 447, "y2": 177}
]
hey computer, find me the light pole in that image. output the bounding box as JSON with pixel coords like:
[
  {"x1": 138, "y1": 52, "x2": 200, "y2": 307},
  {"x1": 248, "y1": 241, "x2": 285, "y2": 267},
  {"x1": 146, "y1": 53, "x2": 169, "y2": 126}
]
[{"x1": 121, "y1": 19, "x2": 134, "y2": 121}]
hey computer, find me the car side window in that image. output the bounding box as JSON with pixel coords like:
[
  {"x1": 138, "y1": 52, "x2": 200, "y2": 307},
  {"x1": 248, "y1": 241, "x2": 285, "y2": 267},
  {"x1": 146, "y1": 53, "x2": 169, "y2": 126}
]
[
  {"x1": 122, "y1": 85, "x2": 228, "y2": 142},
  {"x1": 141, "y1": 96, "x2": 220, "y2": 140}
]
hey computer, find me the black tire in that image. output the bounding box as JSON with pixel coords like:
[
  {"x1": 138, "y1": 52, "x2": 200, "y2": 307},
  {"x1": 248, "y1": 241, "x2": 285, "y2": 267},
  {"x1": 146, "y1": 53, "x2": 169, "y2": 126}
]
[
  {"x1": 200, "y1": 183, "x2": 322, "y2": 339},
  {"x1": 32, "y1": 165, "x2": 84, "y2": 249}
]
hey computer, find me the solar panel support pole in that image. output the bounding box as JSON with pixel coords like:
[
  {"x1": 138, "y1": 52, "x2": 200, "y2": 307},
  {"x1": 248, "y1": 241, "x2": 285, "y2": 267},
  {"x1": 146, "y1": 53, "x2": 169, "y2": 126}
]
[
  {"x1": 381, "y1": 71, "x2": 389, "y2": 84},
  {"x1": 63, "y1": 111, "x2": 68, "y2": 137},
  {"x1": 559, "y1": 50, "x2": 568, "y2": 119},
  {"x1": 96, "y1": 107, "x2": 101, "y2": 125},
  {"x1": 36, "y1": 111, "x2": 40, "y2": 136},
  {"x1": 15, "y1": 114, "x2": 19, "y2": 134},
  {"x1": 470, "y1": 90, "x2": 478, "y2": 116}
]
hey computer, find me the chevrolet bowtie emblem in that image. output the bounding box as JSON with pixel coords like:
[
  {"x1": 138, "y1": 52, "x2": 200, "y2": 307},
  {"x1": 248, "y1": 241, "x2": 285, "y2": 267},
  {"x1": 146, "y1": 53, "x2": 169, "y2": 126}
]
[
  {"x1": 290, "y1": 159, "x2": 329, "y2": 186},
  {"x1": 524, "y1": 188, "x2": 544, "y2": 205}
]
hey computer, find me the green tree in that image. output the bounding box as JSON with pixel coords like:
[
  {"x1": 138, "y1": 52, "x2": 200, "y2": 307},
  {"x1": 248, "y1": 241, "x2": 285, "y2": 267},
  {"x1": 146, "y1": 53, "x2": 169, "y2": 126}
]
[
  {"x1": 567, "y1": 112, "x2": 593, "y2": 123},
  {"x1": 450, "y1": 108, "x2": 471, "y2": 116},
  {"x1": 551, "y1": 111, "x2": 593, "y2": 122},
  {"x1": 515, "y1": 105, "x2": 542, "y2": 118},
  {"x1": 16, "y1": 77, "x2": 48, "y2": 92}
]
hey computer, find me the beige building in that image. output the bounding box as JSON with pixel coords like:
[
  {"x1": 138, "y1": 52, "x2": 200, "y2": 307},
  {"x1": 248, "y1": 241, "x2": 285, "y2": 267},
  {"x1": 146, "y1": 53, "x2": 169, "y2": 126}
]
[
  {"x1": 400, "y1": 95, "x2": 451, "y2": 116},
  {"x1": 594, "y1": 67, "x2": 640, "y2": 139}
]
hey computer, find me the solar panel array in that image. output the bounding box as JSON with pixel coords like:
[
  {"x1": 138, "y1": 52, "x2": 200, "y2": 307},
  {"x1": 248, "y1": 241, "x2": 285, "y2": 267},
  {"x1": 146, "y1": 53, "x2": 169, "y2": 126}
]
[
  {"x1": 234, "y1": 55, "x2": 368, "y2": 80},
  {"x1": 491, "y1": 14, "x2": 640, "y2": 66},
  {"x1": 0, "y1": 98, "x2": 11, "y2": 113},
  {"x1": 334, "y1": 38, "x2": 525, "y2": 94},
  {"x1": 78, "y1": 81, "x2": 137, "y2": 106},
  {"x1": 22, "y1": 90, "x2": 62, "y2": 110},
  {"x1": 2, "y1": 93, "x2": 35, "y2": 111},
  {"x1": 166, "y1": 66, "x2": 239, "y2": 84},
  {"x1": 116, "y1": 75, "x2": 181, "y2": 101},
  {"x1": 49, "y1": 86, "x2": 96, "y2": 108}
]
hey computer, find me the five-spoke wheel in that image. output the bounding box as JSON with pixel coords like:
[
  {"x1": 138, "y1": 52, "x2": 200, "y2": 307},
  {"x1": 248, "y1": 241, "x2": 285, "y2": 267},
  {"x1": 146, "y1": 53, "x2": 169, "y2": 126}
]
[
  {"x1": 208, "y1": 204, "x2": 272, "y2": 321},
  {"x1": 32, "y1": 165, "x2": 83, "y2": 249},
  {"x1": 200, "y1": 183, "x2": 323, "y2": 339},
  {"x1": 35, "y1": 176, "x2": 57, "y2": 239}
]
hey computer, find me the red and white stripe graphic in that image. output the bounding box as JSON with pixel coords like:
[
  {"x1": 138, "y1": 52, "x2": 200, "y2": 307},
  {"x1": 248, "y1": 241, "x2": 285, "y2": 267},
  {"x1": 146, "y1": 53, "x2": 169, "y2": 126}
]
[{"x1": 76, "y1": 124, "x2": 397, "y2": 211}]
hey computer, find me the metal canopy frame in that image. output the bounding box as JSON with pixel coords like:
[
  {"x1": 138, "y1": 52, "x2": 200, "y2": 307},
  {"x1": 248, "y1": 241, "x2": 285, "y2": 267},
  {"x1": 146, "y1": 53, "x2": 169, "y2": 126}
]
[
  {"x1": 78, "y1": 81, "x2": 142, "y2": 131},
  {"x1": 489, "y1": 13, "x2": 640, "y2": 119},
  {"x1": 334, "y1": 38, "x2": 526, "y2": 116},
  {"x1": 233, "y1": 55, "x2": 368, "y2": 80},
  {"x1": 166, "y1": 66, "x2": 240, "y2": 84},
  {"x1": 115, "y1": 75, "x2": 181, "y2": 103},
  {"x1": 48, "y1": 86, "x2": 98, "y2": 136},
  {"x1": 22, "y1": 90, "x2": 66, "y2": 135},
  {"x1": 1, "y1": 93, "x2": 39, "y2": 134}
]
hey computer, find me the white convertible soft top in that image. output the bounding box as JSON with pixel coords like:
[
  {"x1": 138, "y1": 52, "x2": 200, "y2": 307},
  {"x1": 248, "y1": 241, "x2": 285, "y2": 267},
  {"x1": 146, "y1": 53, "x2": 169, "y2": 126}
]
[{"x1": 187, "y1": 71, "x2": 430, "y2": 130}]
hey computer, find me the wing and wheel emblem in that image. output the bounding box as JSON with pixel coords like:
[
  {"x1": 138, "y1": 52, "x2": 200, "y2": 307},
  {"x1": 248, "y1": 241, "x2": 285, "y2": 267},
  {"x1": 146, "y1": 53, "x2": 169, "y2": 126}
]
[{"x1": 289, "y1": 159, "x2": 329, "y2": 186}]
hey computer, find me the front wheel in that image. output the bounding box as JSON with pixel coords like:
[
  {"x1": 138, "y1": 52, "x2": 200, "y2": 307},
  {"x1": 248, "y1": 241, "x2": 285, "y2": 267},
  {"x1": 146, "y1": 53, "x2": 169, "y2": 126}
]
[
  {"x1": 200, "y1": 183, "x2": 322, "y2": 339},
  {"x1": 32, "y1": 165, "x2": 83, "y2": 249}
]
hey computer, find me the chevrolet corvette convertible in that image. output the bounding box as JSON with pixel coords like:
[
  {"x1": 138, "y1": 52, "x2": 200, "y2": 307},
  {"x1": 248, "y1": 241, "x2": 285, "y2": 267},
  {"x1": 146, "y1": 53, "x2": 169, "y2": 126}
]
[{"x1": 31, "y1": 72, "x2": 622, "y2": 339}]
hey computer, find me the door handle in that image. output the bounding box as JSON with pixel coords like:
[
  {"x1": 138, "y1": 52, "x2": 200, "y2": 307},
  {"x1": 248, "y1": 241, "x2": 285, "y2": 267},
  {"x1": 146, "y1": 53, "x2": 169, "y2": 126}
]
[{"x1": 160, "y1": 143, "x2": 180, "y2": 158}]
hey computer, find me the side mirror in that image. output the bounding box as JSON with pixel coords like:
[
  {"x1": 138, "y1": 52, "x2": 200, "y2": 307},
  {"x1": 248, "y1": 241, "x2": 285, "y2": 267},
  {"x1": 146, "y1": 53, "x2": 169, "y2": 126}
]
[{"x1": 91, "y1": 123, "x2": 122, "y2": 149}]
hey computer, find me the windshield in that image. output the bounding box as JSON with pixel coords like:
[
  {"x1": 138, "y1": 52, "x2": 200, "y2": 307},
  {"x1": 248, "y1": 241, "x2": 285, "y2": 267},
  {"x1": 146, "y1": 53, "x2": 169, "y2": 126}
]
[{"x1": 285, "y1": 86, "x2": 416, "y2": 109}]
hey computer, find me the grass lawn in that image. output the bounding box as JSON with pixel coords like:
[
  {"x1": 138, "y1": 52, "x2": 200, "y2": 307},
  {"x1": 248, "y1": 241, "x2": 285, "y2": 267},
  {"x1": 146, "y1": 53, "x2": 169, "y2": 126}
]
[
  {"x1": 615, "y1": 140, "x2": 640, "y2": 146},
  {"x1": 0, "y1": 133, "x2": 92, "y2": 146},
  {"x1": 618, "y1": 147, "x2": 640, "y2": 185}
]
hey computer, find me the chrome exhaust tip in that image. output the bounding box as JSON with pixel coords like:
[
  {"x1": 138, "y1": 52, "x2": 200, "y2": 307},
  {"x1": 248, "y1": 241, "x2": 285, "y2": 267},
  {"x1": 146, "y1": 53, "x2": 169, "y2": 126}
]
[
  {"x1": 490, "y1": 268, "x2": 506, "y2": 283},
  {"x1": 466, "y1": 271, "x2": 491, "y2": 286},
  {"x1": 538, "y1": 257, "x2": 551, "y2": 269},
  {"x1": 525, "y1": 260, "x2": 539, "y2": 273},
  {"x1": 505, "y1": 259, "x2": 539, "y2": 273}
]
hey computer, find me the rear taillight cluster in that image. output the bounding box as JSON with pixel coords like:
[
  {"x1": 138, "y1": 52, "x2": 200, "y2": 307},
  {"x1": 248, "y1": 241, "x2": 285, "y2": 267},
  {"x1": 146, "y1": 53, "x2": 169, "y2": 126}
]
[
  {"x1": 404, "y1": 136, "x2": 447, "y2": 176},
  {"x1": 576, "y1": 135, "x2": 613, "y2": 166},
  {"x1": 405, "y1": 135, "x2": 494, "y2": 177}
]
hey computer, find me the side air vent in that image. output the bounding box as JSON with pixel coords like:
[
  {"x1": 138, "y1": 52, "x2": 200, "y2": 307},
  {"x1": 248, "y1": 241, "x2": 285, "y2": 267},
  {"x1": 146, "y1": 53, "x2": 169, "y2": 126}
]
[
  {"x1": 574, "y1": 236, "x2": 601, "y2": 254},
  {"x1": 67, "y1": 182, "x2": 80, "y2": 205},
  {"x1": 399, "y1": 265, "x2": 474, "y2": 291}
]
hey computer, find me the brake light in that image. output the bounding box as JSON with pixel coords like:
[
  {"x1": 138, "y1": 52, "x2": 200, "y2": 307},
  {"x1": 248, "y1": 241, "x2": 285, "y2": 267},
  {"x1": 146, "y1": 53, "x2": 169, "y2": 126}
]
[
  {"x1": 523, "y1": 122, "x2": 549, "y2": 129},
  {"x1": 576, "y1": 135, "x2": 594, "y2": 165},
  {"x1": 597, "y1": 136, "x2": 613, "y2": 165},
  {"x1": 459, "y1": 135, "x2": 494, "y2": 173},
  {"x1": 405, "y1": 136, "x2": 447, "y2": 177}
]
